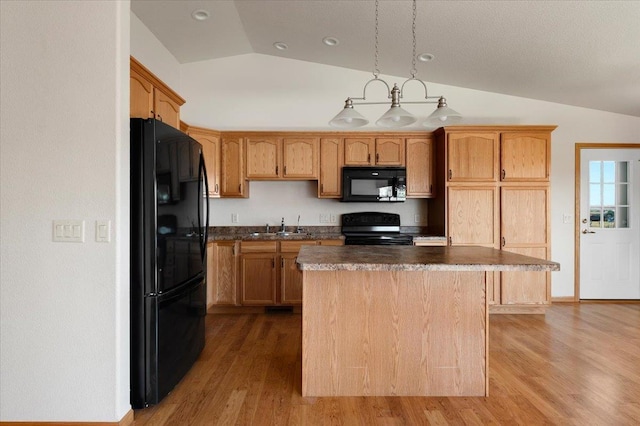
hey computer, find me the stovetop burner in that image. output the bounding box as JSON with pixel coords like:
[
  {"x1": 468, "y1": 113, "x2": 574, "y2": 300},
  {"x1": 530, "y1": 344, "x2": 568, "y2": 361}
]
[{"x1": 341, "y1": 212, "x2": 414, "y2": 246}]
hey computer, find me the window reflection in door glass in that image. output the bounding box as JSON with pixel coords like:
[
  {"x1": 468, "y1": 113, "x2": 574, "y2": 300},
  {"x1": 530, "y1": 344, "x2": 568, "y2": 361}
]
[{"x1": 588, "y1": 161, "x2": 631, "y2": 229}]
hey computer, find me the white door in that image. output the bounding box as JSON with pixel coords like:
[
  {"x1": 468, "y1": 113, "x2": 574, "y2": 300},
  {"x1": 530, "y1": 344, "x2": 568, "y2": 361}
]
[{"x1": 580, "y1": 148, "x2": 640, "y2": 299}]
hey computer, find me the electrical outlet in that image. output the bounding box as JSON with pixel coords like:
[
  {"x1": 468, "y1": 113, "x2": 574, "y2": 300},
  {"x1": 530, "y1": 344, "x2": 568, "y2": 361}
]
[
  {"x1": 414, "y1": 214, "x2": 421, "y2": 223},
  {"x1": 329, "y1": 214, "x2": 337, "y2": 223},
  {"x1": 319, "y1": 214, "x2": 329, "y2": 223},
  {"x1": 95, "y1": 220, "x2": 111, "y2": 242},
  {"x1": 231, "y1": 213, "x2": 239, "y2": 223},
  {"x1": 562, "y1": 213, "x2": 572, "y2": 224}
]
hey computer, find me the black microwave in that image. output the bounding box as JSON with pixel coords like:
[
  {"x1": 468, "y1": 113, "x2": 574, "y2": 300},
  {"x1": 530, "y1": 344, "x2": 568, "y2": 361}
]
[{"x1": 341, "y1": 167, "x2": 407, "y2": 202}]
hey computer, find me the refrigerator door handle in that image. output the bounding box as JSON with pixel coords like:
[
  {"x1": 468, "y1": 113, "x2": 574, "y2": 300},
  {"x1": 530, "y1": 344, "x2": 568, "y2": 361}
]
[{"x1": 198, "y1": 152, "x2": 209, "y2": 262}]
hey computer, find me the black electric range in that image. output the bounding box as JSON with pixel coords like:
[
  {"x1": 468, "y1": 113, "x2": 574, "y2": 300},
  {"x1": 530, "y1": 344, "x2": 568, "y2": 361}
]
[{"x1": 341, "y1": 212, "x2": 414, "y2": 246}]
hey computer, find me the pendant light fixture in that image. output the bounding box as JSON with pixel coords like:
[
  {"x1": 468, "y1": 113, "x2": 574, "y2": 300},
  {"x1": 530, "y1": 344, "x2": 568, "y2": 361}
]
[{"x1": 329, "y1": 0, "x2": 461, "y2": 128}]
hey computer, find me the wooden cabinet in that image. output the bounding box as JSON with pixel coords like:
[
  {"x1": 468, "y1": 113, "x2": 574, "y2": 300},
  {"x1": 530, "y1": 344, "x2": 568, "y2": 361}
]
[
  {"x1": 500, "y1": 187, "x2": 550, "y2": 306},
  {"x1": 246, "y1": 137, "x2": 280, "y2": 179},
  {"x1": 446, "y1": 132, "x2": 499, "y2": 182},
  {"x1": 280, "y1": 240, "x2": 317, "y2": 305},
  {"x1": 344, "y1": 137, "x2": 404, "y2": 166},
  {"x1": 282, "y1": 138, "x2": 318, "y2": 179},
  {"x1": 500, "y1": 132, "x2": 550, "y2": 181},
  {"x1": 318, "y1": 138, "x2": 344, "y2": 198},
  {"x1": 436, "y1": 125, "x2": 556, "y2": 313},
  {"x1": 245, "y1": 136, "x2": 319, "y2": 180},
  {"x1": 206, "y1": 241, "x2": 239, "y2": 308},
  {"x1": 447, "y1": 186, "x2": 499, "y2": 247},
  {"x1": 240, "y1": 241, "x2": 278, "y2": 305},
  {"x1": 406, "y1": 137, "x2": 435, "y2": 197},
  {"x1": 187, "y1": 126, "x2": 221, "y2": 197},
  {"x1": 220, "y1": 136, "x2": 247, "y2": 198},
  {"x1": 235, "y1": 239, "x2": 341, "y2": 307},
  {"x1": 130, "y1": 57, "x2": 185, "y2": 129}
]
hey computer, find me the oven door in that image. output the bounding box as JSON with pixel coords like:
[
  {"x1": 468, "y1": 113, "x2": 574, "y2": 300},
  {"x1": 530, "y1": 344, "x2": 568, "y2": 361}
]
[{"x1": 341, "y1": 167, "x2": 406, "y2": 202}]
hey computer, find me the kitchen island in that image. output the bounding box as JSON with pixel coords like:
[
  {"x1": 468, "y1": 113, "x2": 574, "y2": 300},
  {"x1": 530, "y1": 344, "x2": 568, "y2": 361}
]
[{"x1": 297, "y1": 245, "x2": 559, "y2": 397}]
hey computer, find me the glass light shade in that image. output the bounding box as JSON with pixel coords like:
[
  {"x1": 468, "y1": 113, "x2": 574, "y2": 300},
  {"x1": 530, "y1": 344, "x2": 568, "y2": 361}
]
[
  {"x1": 424, "y1": 105, "x2": 462, "y2": 126},
  {"x1": 375, "y1": 105, "x2": 416, "y2": 128},
  {"x1": 329, "y1": 106, "x2": 369, "y2": 128}
]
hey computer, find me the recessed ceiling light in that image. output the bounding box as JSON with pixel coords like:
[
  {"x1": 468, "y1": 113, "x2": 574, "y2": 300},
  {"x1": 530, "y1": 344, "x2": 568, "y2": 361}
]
[
  {"x1": 191, "y1": 9, "x2": 210, "y2": 21},
  {"x1": 273, "y1": 42, "x2": 288, "y2": 51},
  {"x1": 417, "y1": 53, "x2": 434, "y2": 62},
  {"x1": 322, "y1": 37, "x2": 340, "y2": 47}
]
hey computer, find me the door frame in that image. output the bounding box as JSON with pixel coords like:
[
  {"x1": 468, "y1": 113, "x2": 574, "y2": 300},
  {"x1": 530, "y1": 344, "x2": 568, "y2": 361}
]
[{"x1": 574, "y1": 143, "x2": 640, "y2": 301}]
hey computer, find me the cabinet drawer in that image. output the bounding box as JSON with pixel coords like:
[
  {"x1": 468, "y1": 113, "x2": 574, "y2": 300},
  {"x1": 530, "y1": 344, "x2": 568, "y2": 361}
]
[
  {"x1": 240, "y1": 241, "x2": 277, "y2": 253},
  {"x1": 280, "y1": 240, "x2": 317, "y2": 253}
]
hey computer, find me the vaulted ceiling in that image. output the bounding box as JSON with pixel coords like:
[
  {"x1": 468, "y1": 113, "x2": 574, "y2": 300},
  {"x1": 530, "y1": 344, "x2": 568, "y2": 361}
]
[{"x1": 131, "y1": 0, "x2": 640, "y2": 117}]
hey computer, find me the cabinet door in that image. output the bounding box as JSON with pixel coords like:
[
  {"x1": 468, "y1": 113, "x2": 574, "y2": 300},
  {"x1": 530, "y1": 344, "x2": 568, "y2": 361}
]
[
  {"x1": 246, "y1": 137, "x2": 280, "y2": 179},
  {"x1": 207, "y1": 241, "x2": 238, "y2": 307},
  {"x1": 241, "y1": 254, "x2": 277, "y2": 305},
  {"x1": 501, "y1": 187, "x2": 548, "y2": 247},
  {"x1": 501, "y1": 132, "x2": 550, "y2": 181},
  {"x1": 191, "y1": 131, "x2": 220, "y2": 197},
  {"x1": 318, "y1": 138, "x2": 344, "y2": 198},
  {"x1": 500, "y1": 187, "x2": 550, "y2": 305},
  {"x1": 283, "y1": 138, "x2": 318, "y2": 179},
  {"x1": 130, "y1": 69, "x2": 153, "y2": 119},
  {"x1": 220, "y1": 137, "x2": 246, "y2": 197},
  {"x1": 281, "y1": 253, "x2": 303, "y2": 305},
  {"x1": 153, "y1": 88, "x2": 180, "y2": 129},
  {"x1": 447, "y1": 186, "x2": 499, "y2": 247},
  {"x1": 501, "y1": 247, "x2": 549, "y2": 305},
  {"x1": 406, "y1": 137, "x2": 434, "y2": 197},
  {"x1": 344, "y1": 138, "x2": 374, "y2": 165},
  {"x1": 447, "y1": 132, "x2": 499, "y2": 181},
  {"x1": 375, "y1": 138, "x2": 405, "y2": 165}
]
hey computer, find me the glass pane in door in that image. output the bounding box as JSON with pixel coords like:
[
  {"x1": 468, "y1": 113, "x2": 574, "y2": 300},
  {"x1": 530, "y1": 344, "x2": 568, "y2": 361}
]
[{"x1": 588, "y1": 161, "x2": 631, "y2": 229}]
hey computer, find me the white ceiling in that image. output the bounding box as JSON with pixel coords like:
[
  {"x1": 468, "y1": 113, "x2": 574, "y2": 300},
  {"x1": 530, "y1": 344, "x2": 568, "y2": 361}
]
[{"x1": 131, "y1": 0, "x2": 640, "y2": 117}]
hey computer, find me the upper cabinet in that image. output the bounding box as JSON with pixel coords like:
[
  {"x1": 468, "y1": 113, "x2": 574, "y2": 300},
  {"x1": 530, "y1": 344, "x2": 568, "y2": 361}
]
[
  {"x1": 318, "y1": 138, "x2": 344, "y2": 198},
  {"x1": 221, "y1": 136, "x2": 247, "y2": 198},
  {"x1": 446, "y1": 132, "x2": 499, "y2": 182},
  {"x1": 129, "y1": 57, "x2": 185, "y2": 129},
  {"x1": 245, "y1": 136, "x2": 319, "y2": 180},
  {"x1": 500, "y1": 132, "x2": 550, "y2": 181},
  {"x1": 406, "y1": 137, "x2": 434, "y2": 197},
  {"x1": 186, "y1": 125, "x2": 221, "y2": 197},
  {"x1": 344, "y1": 137, "x2": 405, "y2": 166}
]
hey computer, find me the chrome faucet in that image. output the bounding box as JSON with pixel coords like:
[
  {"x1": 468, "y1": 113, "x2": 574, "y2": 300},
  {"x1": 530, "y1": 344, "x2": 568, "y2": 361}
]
[
  {"x1": 281, "y1": 217, "x2": 285, "y2": 232},
  {"x1": 296, "y1": 215, "x2": 302, "y2": 233},
  {"x1": 266, "y1": 223, "x2": 270, "y2": 233}
]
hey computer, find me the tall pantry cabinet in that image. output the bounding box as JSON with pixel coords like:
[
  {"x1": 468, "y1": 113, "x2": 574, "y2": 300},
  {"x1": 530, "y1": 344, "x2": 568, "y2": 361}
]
[{"x1": 435, "y1": 126, "x2": 556, "y2": 314}]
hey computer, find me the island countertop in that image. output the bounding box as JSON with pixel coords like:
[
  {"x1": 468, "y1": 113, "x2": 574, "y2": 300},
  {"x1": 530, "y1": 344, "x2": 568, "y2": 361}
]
[{"x1": 297, "y1": 245, "x2": 560, "y2": 272}]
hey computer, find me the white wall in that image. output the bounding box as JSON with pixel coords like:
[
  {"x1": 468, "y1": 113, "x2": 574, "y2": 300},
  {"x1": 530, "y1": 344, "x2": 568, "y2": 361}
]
[
  {"x1": 0, "y1": 1, "x2": 130, "y2": 422},
  {"x1": 130, "y1": 11, "x2": 181, "y2": 91},
  {"x1": 179, "y1": 54, "x2": 640, "y2": 299}
]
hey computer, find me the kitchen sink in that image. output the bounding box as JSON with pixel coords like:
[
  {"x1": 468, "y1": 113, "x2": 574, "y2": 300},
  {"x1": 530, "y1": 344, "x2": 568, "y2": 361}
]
[{"x1": 248, "y1": 232, "x2": 277, "y2": 237}]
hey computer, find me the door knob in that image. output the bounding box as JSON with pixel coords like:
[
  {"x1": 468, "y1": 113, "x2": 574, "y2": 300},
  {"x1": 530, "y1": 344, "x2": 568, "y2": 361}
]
[{"x1": 582, "y1": 229, "x2": 596, "y2": 234}]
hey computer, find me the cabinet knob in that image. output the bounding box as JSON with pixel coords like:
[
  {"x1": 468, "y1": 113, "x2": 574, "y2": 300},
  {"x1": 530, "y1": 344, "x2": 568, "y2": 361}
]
[
  {"x1": 376, "y1": 153, "x2": 379, "y2": 163},
  {"x1": 368, "y1": 154, "x2": 371, "y2": 164},
  {"x1": 276, "y1": 165, "x2": 278, "y2": 175},
  {"x1": 215, "y1": 183, "x2": 219, "y2": 194},
  {"x1": 502, "y1": 237, "x2": 506, "y2": 247},
  {"x1": 448, "y1": 169, "x2": 452, "y2": 180},
  {"x1": 501, "y1": 169, "x2": 506, "y2": 180},
  {"x1": 448, "y1": 236, "x2": 452, "y2": 246}
]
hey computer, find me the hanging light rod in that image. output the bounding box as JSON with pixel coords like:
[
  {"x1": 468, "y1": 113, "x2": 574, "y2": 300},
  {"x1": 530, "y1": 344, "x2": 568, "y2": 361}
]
[{"x1": 329, "y1": 0, "x2": 461, "y2": 128}]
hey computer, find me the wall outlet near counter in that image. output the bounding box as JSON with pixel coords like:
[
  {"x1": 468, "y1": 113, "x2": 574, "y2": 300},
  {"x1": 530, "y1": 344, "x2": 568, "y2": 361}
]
[
  {"x1": 414, "y1": 214, "x2": 421, "y2": 223},
  {"x1": 319, "y1": 213, "x2": 330, "y2": 223},
  {"x1": 231, "y1": 213, "x2": 239, "y2": 223},
  {"x1": 330, "y1": 214, "x2": 337, "y2": 223}
]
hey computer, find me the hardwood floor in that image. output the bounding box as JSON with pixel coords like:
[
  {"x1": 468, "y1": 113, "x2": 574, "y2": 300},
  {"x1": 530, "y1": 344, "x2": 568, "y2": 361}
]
[{"x1": 132, "y1": 304, "x2": 640, "y2": 425}]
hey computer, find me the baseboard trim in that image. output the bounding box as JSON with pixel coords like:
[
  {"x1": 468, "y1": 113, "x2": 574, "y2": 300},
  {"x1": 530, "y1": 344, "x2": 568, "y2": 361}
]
[
  {"x1": 551, "y1": 296, "x2": 577, "y2": 303},
  {"x1": 579, "y1": 299, "x2": 640, "y2": 304},
  {"x1": 489, "y1": 304, "x2": 548, "y2": 314},
  {"x1": 1, "y1": 409, "x2": 134, "y2": 426}
]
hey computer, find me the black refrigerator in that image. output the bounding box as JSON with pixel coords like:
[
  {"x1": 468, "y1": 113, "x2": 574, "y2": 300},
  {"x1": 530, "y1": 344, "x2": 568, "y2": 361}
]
[{"x1": 130, "y1": 118, "x2": 209, "y2": 409}]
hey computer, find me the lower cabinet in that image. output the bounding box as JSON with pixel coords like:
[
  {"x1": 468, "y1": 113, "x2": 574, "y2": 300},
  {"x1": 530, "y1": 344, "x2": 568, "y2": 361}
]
[
  {"x1": 207, "y1": 238, "x2": 344, "y2": 309},
  {"x1": 206, "y1": 241, "x2": 239, "y2": 309}
]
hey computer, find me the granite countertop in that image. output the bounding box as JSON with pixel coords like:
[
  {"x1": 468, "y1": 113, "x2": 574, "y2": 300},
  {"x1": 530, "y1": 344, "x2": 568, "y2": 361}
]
[
  {"x1": 296, "y1": 245, "x2": 560, "y2": 272},
  {"x1": 208, "y1": 226, "x2": 344, "y2": 242}
]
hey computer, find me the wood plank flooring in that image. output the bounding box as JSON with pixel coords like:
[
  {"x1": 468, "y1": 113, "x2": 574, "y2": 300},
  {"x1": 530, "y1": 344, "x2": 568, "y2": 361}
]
[{"x1": 132, "y1": 303, "x2": 640, "y2": 425}]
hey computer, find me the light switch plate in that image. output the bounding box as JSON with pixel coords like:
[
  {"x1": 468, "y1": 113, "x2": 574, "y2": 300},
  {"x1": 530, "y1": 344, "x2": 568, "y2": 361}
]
[
  {"x1": 96, "y1": 220, "x2": 111, "y2": 242},
  {"x1": 53, "y1": 220, "x2": 85, "y2": 243}
]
